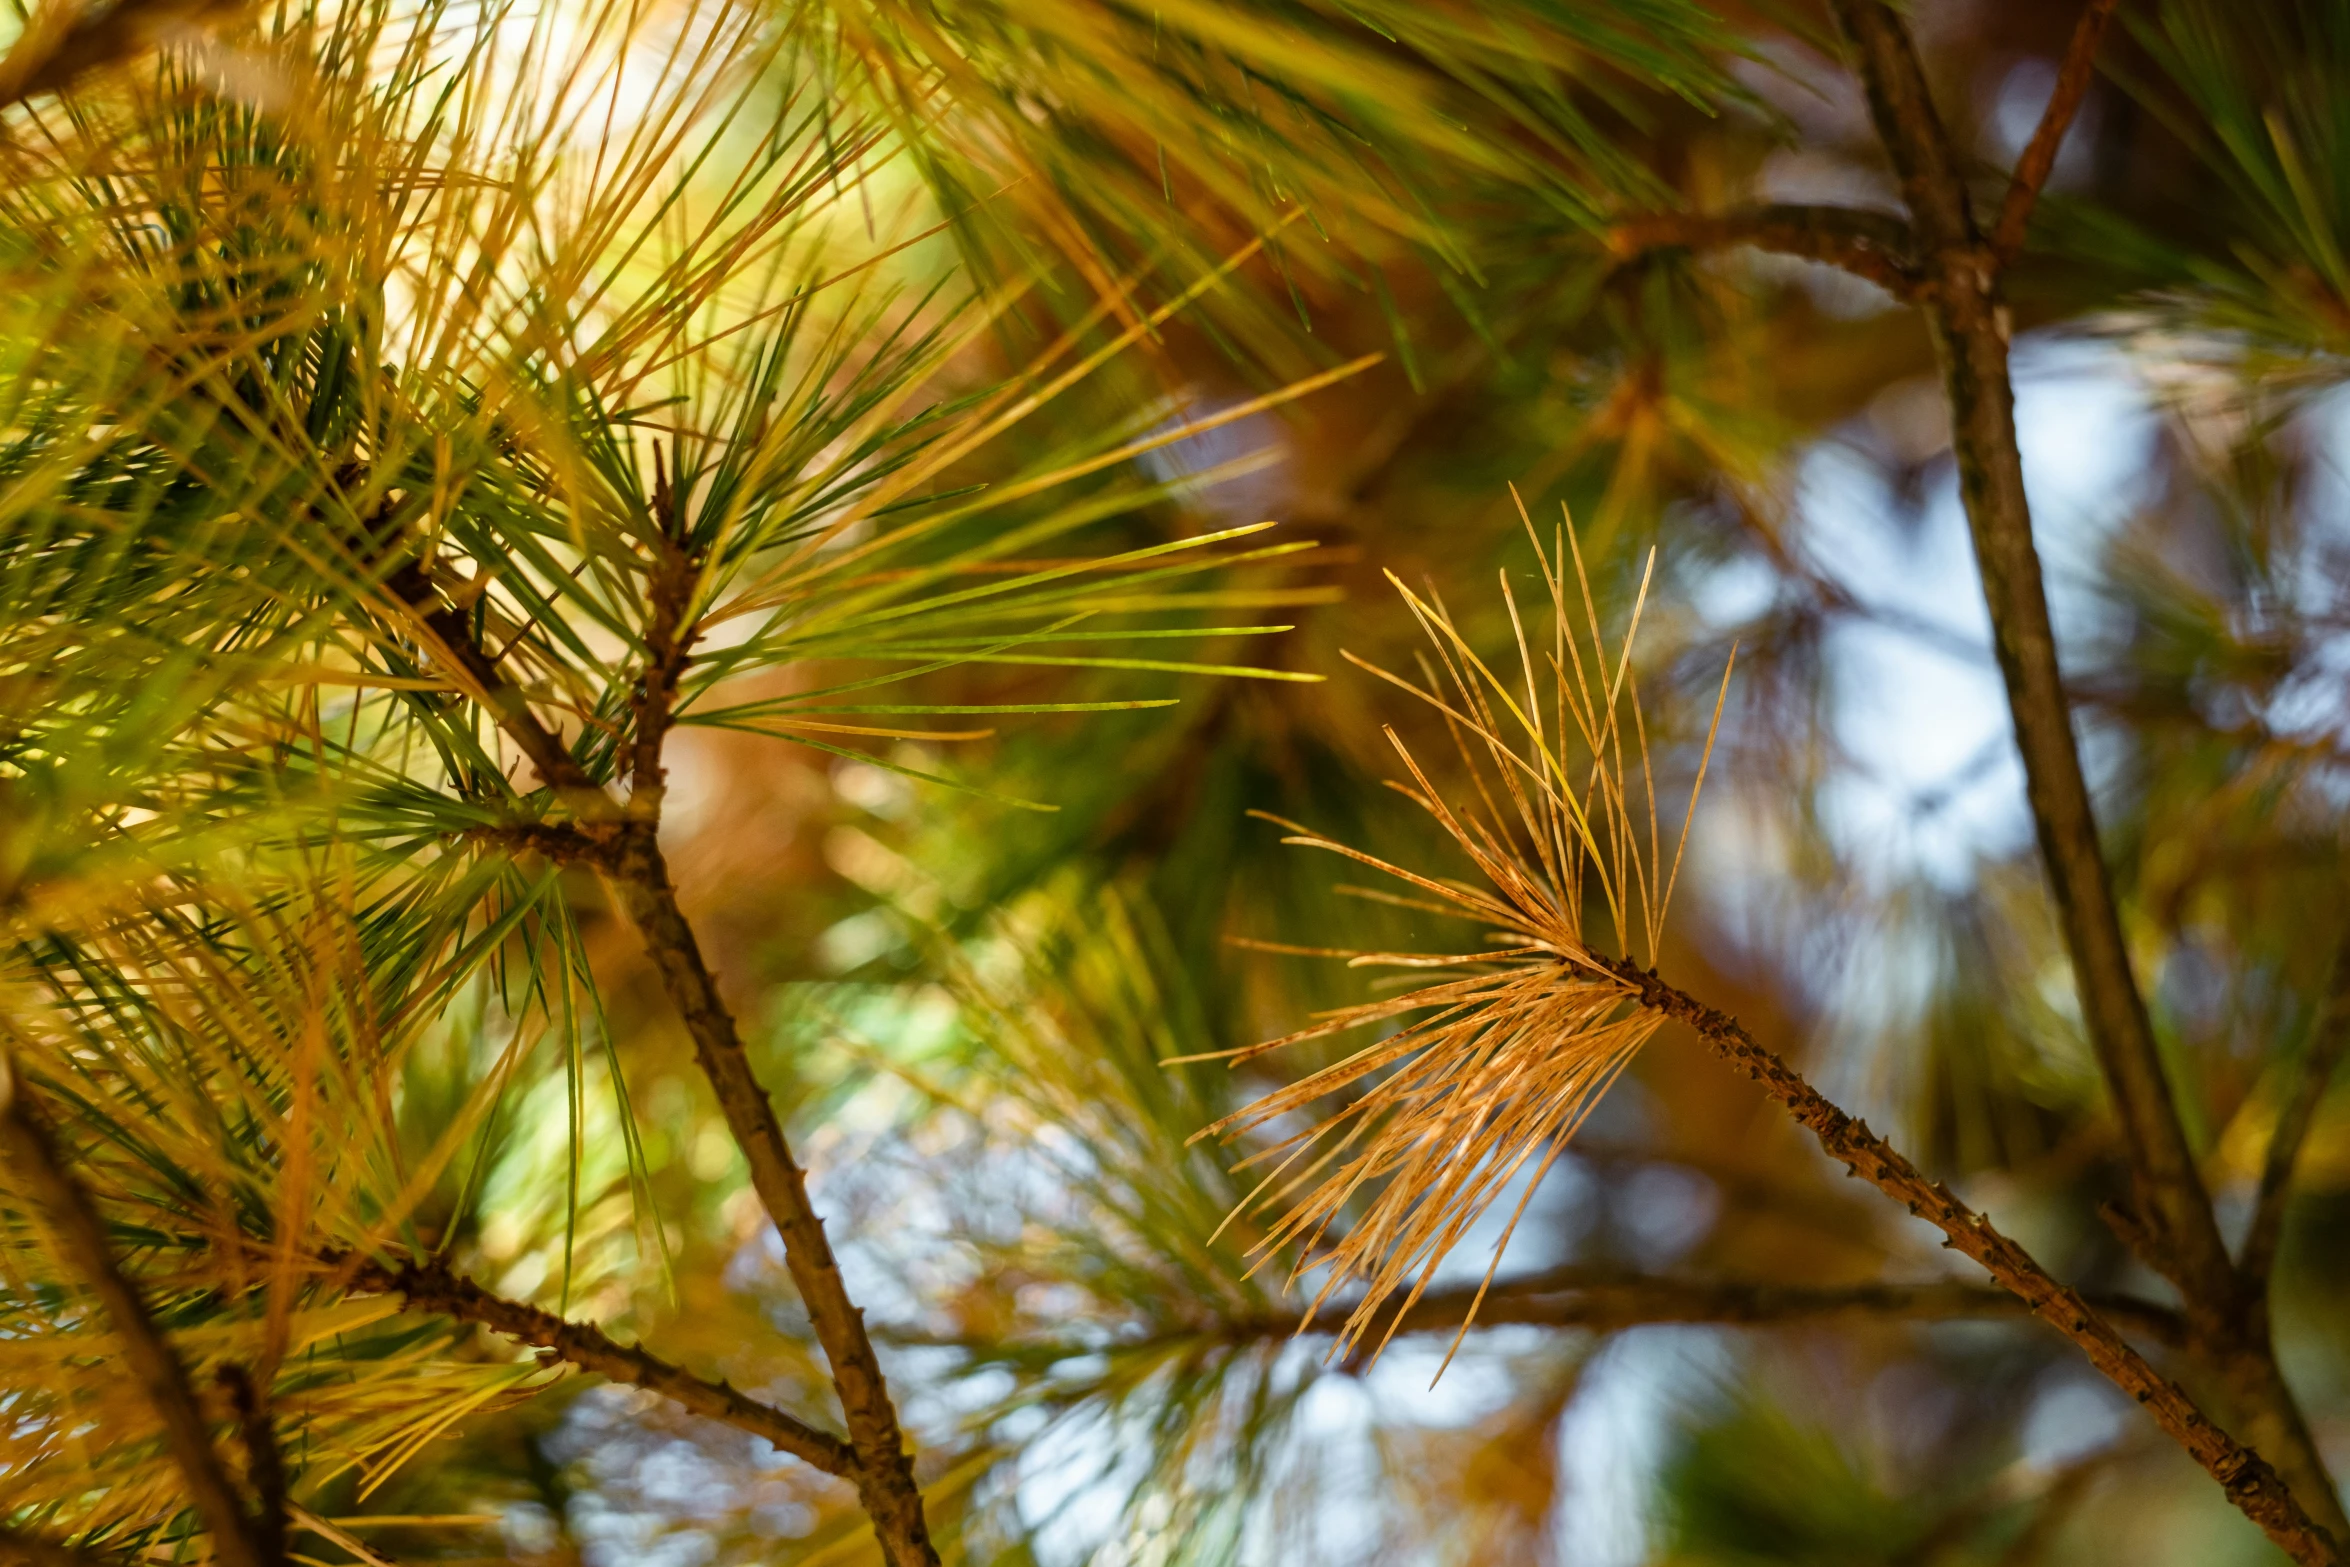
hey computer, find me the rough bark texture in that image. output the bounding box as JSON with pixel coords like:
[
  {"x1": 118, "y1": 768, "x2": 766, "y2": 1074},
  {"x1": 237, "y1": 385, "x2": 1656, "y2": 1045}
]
[
  {"x1": 342, "y1": 1253, "x2": 857, "y2": 1476},
  {"x1": 0, "y1": 1078, "x2": 270, "y2": 1567},
  {"x1": 389, "y1": 561, "x2": 940, "y2": 1565},
  {"x1": 1827, "y1": 0, "x2": 2348, "y2": 1543},
  {"x1": 604, "y1": 838, "x2": 940, "y2": 1565},
  {"x1": 1603, "y1": 957, "x2": 2341, "y2": 1566}
]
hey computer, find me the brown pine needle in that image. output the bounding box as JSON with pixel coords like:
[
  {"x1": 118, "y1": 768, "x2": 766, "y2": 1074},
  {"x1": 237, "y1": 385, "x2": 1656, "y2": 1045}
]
[{"x1": 1206, "y1": 520, "x2": 1730, "y2": 1367}]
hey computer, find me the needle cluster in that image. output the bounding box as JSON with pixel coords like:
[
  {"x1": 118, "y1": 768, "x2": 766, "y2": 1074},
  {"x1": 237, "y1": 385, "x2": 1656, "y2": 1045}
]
[{"x1": 1192, "y1": 505, "x2": 1728, "y2": 1367}]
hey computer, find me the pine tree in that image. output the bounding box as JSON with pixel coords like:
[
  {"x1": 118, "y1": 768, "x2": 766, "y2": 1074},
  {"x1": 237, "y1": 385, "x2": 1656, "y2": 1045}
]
[{"x1": 3, "y1": 2, "x2": 2348, "y2": 1565}]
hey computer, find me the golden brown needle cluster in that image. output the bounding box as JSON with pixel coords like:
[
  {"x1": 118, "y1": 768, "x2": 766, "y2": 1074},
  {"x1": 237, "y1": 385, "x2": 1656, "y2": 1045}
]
[{"x1": 1186, "y1": 501, "x2": 1729, "y2": 1370}]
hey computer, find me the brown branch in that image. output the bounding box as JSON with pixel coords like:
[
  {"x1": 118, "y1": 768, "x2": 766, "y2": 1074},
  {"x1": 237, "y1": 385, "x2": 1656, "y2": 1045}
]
[
  {"x1": 1602, "y1": 956, "x2": 2339, "y2": 1567},
  {"x1": 386, "y1": 560, "x2": 940, "y2": 1564},
  {"x1": 1829, "y1": 0, "x2": 2219, "y2": 1289},
  {"x1": 340, "y1": 1253, "x2": 857, "y2": 1477},
  {"x1": 911, "y1": 1269, "x2": 2187, "y2": 1363},
  {"x1": 605, "y1": 519, "x2": 939, "y2": 1565},
  {"x1": 1826, "y1": 0, "x2": 2345, "y2": 1542},
  {"x1": 626, "y1": 455, "x2": 695, "y2": 814},
  {"x1": 2241, "y1": 941, "x2": 2350, "y2": 1288},
  {"x1": 1606, "y1": 204, "x2": 1921, "y2": 299},
  {"x1": 463, "y1": 822, "x2": 614, "y2": 864},
  {"x1": 1989, "y1": 0, "x2": 2123, "y2": 267},
  {"x1": 0, "y1": 0, "x2": 244, "y2": 108},
  {"x1": 603, "y1": 829, "x2": 938, "y2": 1564},
  {"x1": 1371, "y1": 1266, "x2": 2186, "y2": 1348},
  {"x1": 382, "y1": 560, "x2": 613, "y2": 818},
  {"x1": 0, "y1": 1071, "x2": 268, "y2": 1567},
  {"x1": 216, "y1": 1365, "x2": 287, "y2": 1567}
]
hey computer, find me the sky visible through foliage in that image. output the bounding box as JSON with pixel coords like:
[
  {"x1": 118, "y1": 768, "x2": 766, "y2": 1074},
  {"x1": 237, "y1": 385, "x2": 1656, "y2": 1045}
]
[{"x1": 6, "y1": 1, "x2": 2350, "y2": 1565}]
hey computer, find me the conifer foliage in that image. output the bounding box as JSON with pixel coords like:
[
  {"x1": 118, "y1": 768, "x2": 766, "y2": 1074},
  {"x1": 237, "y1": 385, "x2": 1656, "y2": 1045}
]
[{"x1": 3, "y1": 1, "x2": 2350, "y2": 1565}]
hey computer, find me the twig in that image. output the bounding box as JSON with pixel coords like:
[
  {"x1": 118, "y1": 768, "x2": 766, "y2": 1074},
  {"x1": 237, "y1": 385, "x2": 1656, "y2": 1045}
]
[
  {"x1": 1607, "y1": 204, "x2": 1921, "y2": 298},
  {"x1": 218, "y1": 1365, "x2": 288, "y2": 1567},
  {"x1": 388, "y1": 561, "x2": 940, "y2": 1565},
  {"x1": 1602, "y1": 957, "x2": 2340, "y2": 1567},
  {"x1": 1829, "y1": 0, "x2": 2215, "y2": 1287},
  {"x1": 382, "y1": 562, "x2": 612, "y2": 818},
  {"x1": 1826, "y1": 0, "x2": 2346, "y2": 1541},
  {"x1": 892, "y1": 1269, "x2": 2187, "y2": 1361},
  {"x1": 0, "y1": 1068, "x2": 269, "y2": 1567},
  {"x1": 603, "y1": 818, "x2": 938, "y2": 1562},
  {"x1": 2240, "y1": 942, "x2": 2350, "y2": 1288},
  {"x1": 610, "y1": 531, "x2": 939, "y2": 1567},
  {"x1": 1989, "y1": 0, "x2": 2123, "y2": 267},
  {"x1": 339, "y1": 1252, "x2": 856, "y2": 1477},
  {"x1": 625, "y1": 507, "x2": 695, "y2": 814},
  {"x1": 1369, "y1": 1266, "x2": 2186, "y2": 1347},
  {"x1": 286, "y1": 1511, "x2": 400, "y2": 1567}
]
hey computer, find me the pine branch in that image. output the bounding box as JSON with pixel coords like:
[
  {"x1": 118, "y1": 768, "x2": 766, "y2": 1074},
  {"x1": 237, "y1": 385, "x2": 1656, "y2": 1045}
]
[
  {"x1": 382, "y1": 561, "x2": 614, "y2": 820},
  {"x1": 2241, "y1": 941, "x2": 2350, "y2": 1289},
  {"x1": 1826, "y1": 1, "x2": 2346, "y2": 1541},
  {"x1": 900, "y1": 1270, "x2": 2186, "y2": 1359},
  {"x1": 604, "y1": 806, "x2": 939, "y2": 1564},
  {"x1": 217, "y1": 1366, "x2": 287, "y2": 1567},
  {"x1": 1607, "y1": 205, "x2": 1921, "y2": 298},
  {"x1": 1989, "y1": 0, "x2": 2122, "y2": 266},
  {"x1": 0, "y1": 1071, "x2": 271, "y2": 1567},
  {"x1": 0, "y1": 0, "x2": 243, "y2": 107},
  {"x1": 340, "y1": 1253, "x2": 857, "y2": 1476},
  {"x1": 1368, "y1": 1266, "x2": 2187, "y2": 1347},
  {"x1": 1602, "y1": 956, "x2": 2340, "y2": 1567},
  {"x1": 1828, "y1": 0, "x2": 2217, "y2": 1292},
  {"x1": 390, "y1": 562, "x2": 940, "y2": 1563},
  {"x1": 629, "y1": 449, "x2": 694, "y2": 811}
]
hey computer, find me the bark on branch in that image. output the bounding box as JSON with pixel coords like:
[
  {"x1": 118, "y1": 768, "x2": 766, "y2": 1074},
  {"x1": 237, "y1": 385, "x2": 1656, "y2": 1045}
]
[
  {"x1": 1826, "y1": 0, "x2": 2347, "y2": 1542},
  {"x1": 1604, "y1": 956, "x2": 2340, "y2": 1567},
  {"x1": 389, "y1": 561, "x2": 940, "y2": 1565},
  {"x1": 602, "y1": 829, "x2": 938, "y2": 1564},
  {"x1": 1989, "y1": 0, "x2": 2121, "y2": 266},
  {"x1": 1606, "y1": 204, "x2": 1921, "y2": 299},
  {"x1": 0, "y1": 1070, "x2": 272, "y2": 1567},
  {"x1": 1364, "y1": 1265, "x2": 2185, "y2": 1347},
  {"x1": 904, "y1": 1269, "x2": 2186, "y2": 1362},
  {"x1": 340, "y1": 1253, "x2": 857, "y2": 1477}
]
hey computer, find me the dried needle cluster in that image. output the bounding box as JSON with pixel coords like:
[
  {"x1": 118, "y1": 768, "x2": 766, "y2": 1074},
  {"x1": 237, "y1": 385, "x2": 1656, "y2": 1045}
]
[{"x1": 1188, "y1": 512, "x2": 1729, "y2": 1368}]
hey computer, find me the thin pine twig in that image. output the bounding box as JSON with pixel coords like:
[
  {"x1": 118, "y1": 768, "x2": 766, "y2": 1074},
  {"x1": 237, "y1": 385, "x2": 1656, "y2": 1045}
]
[
  {"x1": 0, "y1": 1067, "x2": 271, "y2": 1567},
  {"x1": 340, "y1": 1253, "x2": 857, "y2": 1477},
  {"x1": 1210, "y1": 527, "x2": 2338, "y2": 1564},
  {"x1": 1198, "y1": 509, "x2": 1726, "y2": 1372},
  {"x1": 1989, "y1": 0, "x2": 2124, "y2": 266},
  {"x1": 1607, "y1": 205, "x2": 1921, "y2": 297},
  {"x1": 1606, "y1": 957, "x2": 2336, "y2": 1567}
]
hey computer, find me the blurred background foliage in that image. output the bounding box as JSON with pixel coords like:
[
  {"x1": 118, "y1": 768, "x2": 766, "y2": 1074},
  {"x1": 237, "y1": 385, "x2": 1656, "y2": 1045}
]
[{"x1": 4, "y1": 0, "x2": 2350, "y2": 1562}]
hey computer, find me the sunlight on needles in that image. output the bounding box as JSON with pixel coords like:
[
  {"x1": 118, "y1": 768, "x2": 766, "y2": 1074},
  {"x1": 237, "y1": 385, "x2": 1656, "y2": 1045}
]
[{"x1": 1185, "y1": 491, "x2": 1733, "y2": 1377}]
